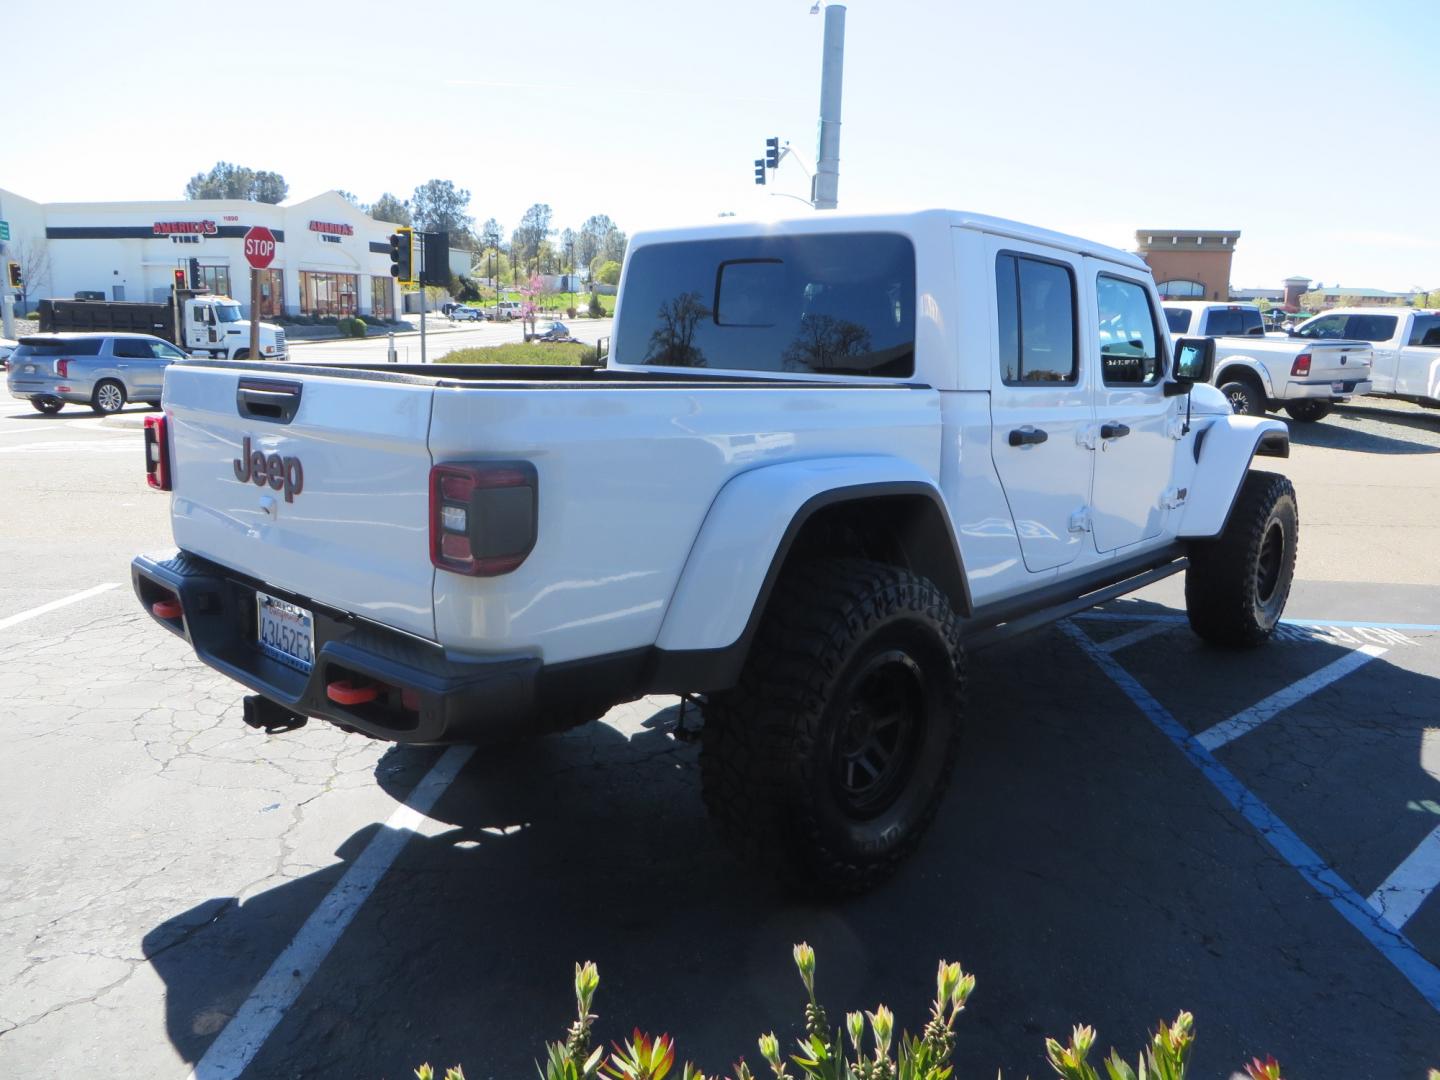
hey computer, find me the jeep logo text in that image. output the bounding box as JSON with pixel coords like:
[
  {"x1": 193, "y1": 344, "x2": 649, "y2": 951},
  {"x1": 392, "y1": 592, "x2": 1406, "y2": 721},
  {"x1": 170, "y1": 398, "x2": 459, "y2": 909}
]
[{"x1": 233, "y1": 436, "x2": 304, "y2": 503}]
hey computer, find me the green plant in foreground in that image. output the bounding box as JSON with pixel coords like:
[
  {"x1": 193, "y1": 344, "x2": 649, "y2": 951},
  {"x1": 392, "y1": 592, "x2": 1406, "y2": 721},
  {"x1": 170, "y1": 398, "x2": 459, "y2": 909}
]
[{"x1": 416, "y1": 945, "x2": 1323, "y2": 1080}]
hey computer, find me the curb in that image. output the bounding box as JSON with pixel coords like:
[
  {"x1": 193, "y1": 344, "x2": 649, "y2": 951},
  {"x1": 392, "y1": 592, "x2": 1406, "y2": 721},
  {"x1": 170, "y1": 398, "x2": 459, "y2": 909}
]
[{"x1": 100, "y1": 413, "x2": 148, "y2": 431}]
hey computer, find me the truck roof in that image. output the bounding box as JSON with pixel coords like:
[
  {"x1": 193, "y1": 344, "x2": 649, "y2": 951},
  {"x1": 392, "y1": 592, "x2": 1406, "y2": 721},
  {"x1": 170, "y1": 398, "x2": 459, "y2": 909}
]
[
  {"x1": 1163, "y1": 301, "x2": 1262, "y2": 311},
  {"x1": 630, "y1": 209, "x2": 1149, "y2": 272},
  {"x1": 1305, "y1": 306, "x2": 1428, "y2": 316}
]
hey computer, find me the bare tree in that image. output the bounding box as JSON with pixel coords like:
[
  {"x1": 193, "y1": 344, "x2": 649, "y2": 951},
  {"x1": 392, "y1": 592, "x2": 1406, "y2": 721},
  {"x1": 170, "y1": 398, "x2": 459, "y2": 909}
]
[{"x1": 7, "y1": 237, "x2": 52, "y2": 313}]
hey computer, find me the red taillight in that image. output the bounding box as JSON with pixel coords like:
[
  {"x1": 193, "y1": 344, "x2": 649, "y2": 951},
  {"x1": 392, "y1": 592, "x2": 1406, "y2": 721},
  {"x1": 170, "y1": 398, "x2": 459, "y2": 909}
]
[
  {"x1": 428, "y1": 462, "x2": 537, "y2": 576},
  {"x1": 144, "y1": 414, "x2": 171, "y2": 490},
  {"x1": 1291, "y1": 353, "x2": 1311, "y2": 377},
  {"x1": 56, "y1": 358, "x2": 70, "y2": 377}
]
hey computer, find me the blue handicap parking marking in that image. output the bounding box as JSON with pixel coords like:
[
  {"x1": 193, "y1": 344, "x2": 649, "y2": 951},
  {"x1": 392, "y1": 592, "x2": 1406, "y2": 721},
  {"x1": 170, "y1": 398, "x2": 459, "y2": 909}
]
[{"x1": 1062, "y1": 612, "x2": 1440, "y2": 1014}]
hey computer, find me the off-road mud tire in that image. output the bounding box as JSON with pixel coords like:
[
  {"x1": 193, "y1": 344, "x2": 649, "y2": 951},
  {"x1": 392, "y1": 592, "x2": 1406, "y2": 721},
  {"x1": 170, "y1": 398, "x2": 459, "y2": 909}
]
[
  {"x1": 1185, "y1": 470, "x2": 1298, "y2": 648},
  {"x1": 701, "y1": 558, "x2": 966, "y2": 895}
]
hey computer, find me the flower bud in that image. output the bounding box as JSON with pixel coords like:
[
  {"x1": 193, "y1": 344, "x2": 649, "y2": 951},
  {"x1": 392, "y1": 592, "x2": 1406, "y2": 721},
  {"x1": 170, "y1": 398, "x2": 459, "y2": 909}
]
[
  {"x1": 793, "y1": 943, "x2": 816, "y2": 995},
  {"x1": 758, "y1": 1033, "x2": 781, "y2": 1067},
  {"x1": 846, "y1": 1011, "x2": 866, "y2": 1053},
  {"x1": 867, "y1": 1006, "x2": 894, "y2": 1056}
]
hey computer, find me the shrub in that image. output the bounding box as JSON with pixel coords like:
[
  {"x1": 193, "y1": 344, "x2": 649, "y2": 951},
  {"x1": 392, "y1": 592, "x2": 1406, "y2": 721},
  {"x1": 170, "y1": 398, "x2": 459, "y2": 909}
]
[
  {"x1": 589, "y1": 293, "x2": 605, "y2": 318},
  {"x1": 336, "y1": 316, "x2": 368, "y2": 338},
  {"x1": 415, "y1": 946, "x2": 1305, "y2": 1080}
]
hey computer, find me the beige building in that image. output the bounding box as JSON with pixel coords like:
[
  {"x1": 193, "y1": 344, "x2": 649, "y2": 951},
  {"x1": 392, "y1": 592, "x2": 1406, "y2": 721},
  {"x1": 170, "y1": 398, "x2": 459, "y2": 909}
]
[{"x1": 1135, "y1": 229, "x2": 1240, "y2": 302}]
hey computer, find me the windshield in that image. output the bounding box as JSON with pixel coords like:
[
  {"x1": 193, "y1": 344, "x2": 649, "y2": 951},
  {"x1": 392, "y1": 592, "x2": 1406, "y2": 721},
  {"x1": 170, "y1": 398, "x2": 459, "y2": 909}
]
[
  {"x1": 214, "y1": 304, "x2": 243, "y2": 323},
  {"x1": 14, "y1": 339, "x2": 104, "y2": 357},
  {"x1": 1164, "y1": 308, "x2": 1190, "y2": 335},
  {"x1": 616, "y1": 232, "x2": 916, "y2": 377}
]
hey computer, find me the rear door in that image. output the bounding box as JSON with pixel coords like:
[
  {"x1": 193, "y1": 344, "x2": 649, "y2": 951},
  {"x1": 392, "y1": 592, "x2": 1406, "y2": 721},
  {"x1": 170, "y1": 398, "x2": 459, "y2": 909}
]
[
  {"x1": 1399, "y1": 314, "x2": 1440, "y2": 400},
  {"x1": 164, "y1": 364, "x2": 438, "y2": 639},
  {"x1": 986, "y1": 236, "x2": 1093, "y2": 573},
  {"x1": 1087, "y1": 265, "x2": 1178, "y2": 552},
  {"x1": 1344, "y1": 312, "x2": 1402, "y2": 388}
]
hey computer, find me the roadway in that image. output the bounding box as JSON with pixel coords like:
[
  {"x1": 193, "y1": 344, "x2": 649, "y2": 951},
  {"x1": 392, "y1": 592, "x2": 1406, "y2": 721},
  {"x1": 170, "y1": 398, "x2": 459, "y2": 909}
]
[{"x1": 288, "y1": 316, "x2": 614, "y2": 365}]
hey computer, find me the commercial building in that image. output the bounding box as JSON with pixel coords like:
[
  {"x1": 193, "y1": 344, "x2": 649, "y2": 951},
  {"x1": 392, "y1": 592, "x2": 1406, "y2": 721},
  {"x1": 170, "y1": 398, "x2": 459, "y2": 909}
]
[
  {"x1": 1134, "y1": 229, "x2": 1241, "y2": 302},
  {"x1": 0, "y1": 188, "x2": 464, "y2": 320}
]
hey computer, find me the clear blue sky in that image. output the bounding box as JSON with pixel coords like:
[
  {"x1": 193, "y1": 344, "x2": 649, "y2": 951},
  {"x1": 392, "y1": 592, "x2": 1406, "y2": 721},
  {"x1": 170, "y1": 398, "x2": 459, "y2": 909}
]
[{"x1": 5, "y1": 0, "x2": 1436, "y2": 289}]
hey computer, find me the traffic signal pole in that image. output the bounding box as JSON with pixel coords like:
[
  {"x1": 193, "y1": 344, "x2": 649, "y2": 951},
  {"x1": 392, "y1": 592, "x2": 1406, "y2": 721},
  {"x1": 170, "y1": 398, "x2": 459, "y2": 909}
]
[
  {"x1": 813, "y1": 3, "x2": 846, "y2": 210},
  {"x1": 418, "y1": 233, "x2": 426, "y2": 364}
]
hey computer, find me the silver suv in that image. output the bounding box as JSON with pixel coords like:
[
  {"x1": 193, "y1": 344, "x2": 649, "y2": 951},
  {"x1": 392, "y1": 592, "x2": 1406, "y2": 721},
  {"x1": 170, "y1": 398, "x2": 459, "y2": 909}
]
[{"x1": 6, "y1": 333, "x2": 189, "y2": 415}]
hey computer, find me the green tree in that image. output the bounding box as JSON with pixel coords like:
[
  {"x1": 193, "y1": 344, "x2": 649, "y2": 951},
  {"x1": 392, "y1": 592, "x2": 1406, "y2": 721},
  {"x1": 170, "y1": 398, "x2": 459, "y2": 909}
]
[
  {"x1": 184, "y1": 162, "x2": 289, "y2": 203},
  {"x1": 1298, "y1": 290, "x2": 1327, "y2": 312},
  {"x1": 1254, "y1": 298, "x2": 1273, "y2": 313},
  {"x1": 412, "y1": 179, "x2": 474, "y2": 242},
  {"x1": 370, "y1": 193, "x2": 412, "y2": 227},
  {"x1": 513, "y1": 204, "x2": 554, "y2": 271},
  {"x1": 336, "y1": 190, "x2": 360, "y2": 206},
  {"x1": 594, "y1": 260, "x2": 622, "y2": 286},
  {"x1": 601, "y1": 224, "x2": 628, "y2": 265},
  {"x1": 480, "y1": 218, "x2": 504, "y2": 253},
  {"x1": 577, "y1": 214, "x2": 616, "y2": 270}
]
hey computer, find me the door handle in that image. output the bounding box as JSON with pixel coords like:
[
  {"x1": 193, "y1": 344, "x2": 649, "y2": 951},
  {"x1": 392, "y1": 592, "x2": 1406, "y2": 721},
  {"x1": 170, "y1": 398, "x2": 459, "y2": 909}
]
[
  {"x1": 1008, "y1": 426, "x2": 1049, "y2": 447},
  {"x1": 1100, "y1": 422, "x2": 1131, "y2": 439}
]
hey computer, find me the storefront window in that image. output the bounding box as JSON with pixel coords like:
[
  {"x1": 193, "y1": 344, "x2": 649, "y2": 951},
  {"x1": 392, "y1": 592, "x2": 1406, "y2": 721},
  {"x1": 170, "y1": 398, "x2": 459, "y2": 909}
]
[
  {"x1": 197, "y1": 265, "x2": 231, "y2": 297},
  {"x1": 370, "y1": 276, "x2": 393, "y2": 319},
  {"x1": 300, "y1": 271, "x2": 359, "y2": 316},
  {"x1": 256, "y1": 269, "x2": 284, "y2": 318}
]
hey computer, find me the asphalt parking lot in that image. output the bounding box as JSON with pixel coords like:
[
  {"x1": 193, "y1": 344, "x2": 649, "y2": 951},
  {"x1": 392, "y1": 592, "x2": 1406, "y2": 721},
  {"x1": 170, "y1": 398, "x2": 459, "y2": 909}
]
[{"x1": 1, "y1": 396, "x2": 1437, "y2": 1078}]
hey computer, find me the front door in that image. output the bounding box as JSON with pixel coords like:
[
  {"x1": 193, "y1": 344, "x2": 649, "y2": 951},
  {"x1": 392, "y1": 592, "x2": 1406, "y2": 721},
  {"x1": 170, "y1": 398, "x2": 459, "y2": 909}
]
[
  {"x1": 986, "y1": 236, "x2": 1094, "y2": 573},
  {"x1": 1087, "y1": 265, "x2": 1179, "y2": 552}
]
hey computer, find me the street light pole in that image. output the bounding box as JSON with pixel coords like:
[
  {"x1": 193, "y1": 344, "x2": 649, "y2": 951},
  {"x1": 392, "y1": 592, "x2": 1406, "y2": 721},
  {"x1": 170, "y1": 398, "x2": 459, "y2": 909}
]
[{"x1": 813, "y1": 3, "x2": 846, "y2": 210}]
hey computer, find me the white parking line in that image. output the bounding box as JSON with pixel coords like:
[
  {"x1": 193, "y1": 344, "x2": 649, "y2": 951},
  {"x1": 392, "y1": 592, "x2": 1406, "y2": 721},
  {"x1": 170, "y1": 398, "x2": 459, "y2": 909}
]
[
  {"x1": 0, "y1": 438, "x2": 136, "y2": 454},
  {"x1": 1097, "y1": 621, "x2": 1177, "y2": 653},
  {"x1": 1368, "y1": 824, "x2": 1440, "y2": 930},
  {"x1": 0, "y1": 583, "x2": 119, "y2": 631},
  {"x1": 187, "y1": 744, "x2": 474, "y2": 1080},
  {"x1": 1195, "y1": 644, "x2": 1387, "y2": 751}
]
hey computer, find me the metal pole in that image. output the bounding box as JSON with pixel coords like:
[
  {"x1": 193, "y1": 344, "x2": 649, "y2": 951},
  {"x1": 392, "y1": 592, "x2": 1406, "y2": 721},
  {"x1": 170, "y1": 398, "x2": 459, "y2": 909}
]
[
  {"x1": 387, "y1": 330, "x2": 397, "y2": 364},
  {"x1": 249, "y1": 268, "x2": 260, "y2": 361},
  {"x1": 418, "y1": 232, "x2": 427, "y2": 364},
  {"x1": 1, "y1": 292, "x2": 13, "y2": 341},
  {"x1": 813, "y1": 3, "x2": 846, "y2": 211}
]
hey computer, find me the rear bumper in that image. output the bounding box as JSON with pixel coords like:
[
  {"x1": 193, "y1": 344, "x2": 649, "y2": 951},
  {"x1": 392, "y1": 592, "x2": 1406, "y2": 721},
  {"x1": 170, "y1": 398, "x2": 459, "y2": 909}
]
[
  {"x1": 9, "y1": 377, "x2": 96, "y2": 403},
  {"x1": 1281, "y1": 377, "x2": 1372, "y2": 402},
  {"x1": 132, "y1": 550, "x2": 544, "y2": 745}
]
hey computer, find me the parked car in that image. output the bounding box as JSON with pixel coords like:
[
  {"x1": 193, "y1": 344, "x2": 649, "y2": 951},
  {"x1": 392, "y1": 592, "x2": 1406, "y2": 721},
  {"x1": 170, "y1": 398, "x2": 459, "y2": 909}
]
[
  {"x1": 133, "y1": 209, "x2": 1294, "y2": 892},
  {"x1": 494, "y1": 300, "x2": 524, "y2": 321},
  {"x1": 6, "y1": 332, "x2": 189, "y2": 414},
  {"x1": 448, "y1": 306, "x2": 485, "y2": 322},
  {"x1": 525, "y1": 320, "x2": 573, "y2": 342},
  {"x1": 1163, "y1": 301, "x2": 1373, "y2": 421},
  {"x1": 1290, "y1": 307, "x2": 1440, "y2": 410},
  {"x1": 0, "y1": 337, "x2": 16, "y2": 370}
]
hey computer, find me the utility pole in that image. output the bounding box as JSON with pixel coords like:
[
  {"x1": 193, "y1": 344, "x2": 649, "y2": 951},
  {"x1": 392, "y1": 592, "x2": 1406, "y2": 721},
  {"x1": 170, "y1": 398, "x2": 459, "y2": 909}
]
[
  {"x1": 812, "y1": 3, "x2": 846, "y2": 210},
  {"x1": 417, "y1": 232, "x2": 427, "y2": 364}
]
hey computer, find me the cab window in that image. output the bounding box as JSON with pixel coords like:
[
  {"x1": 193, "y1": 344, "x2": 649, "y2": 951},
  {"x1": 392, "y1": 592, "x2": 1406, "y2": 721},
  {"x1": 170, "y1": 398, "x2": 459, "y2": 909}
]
[
  {"x1": 1409, "y1": 315, "x2": 1440, "y2": 347},
  {"x1": 1096, "y1": 275, "x2": 1163, "y2": 386},
  {"x1": 1164, "y1": 308, "x2": 1190, "y2": 335},
  {"x1": 996, "y1": 252, "x2": 1077, "y2": 385},
  {"x1": 111, "y1": 338, "x2": 152, "y2": 358},
  {"x1": 1295, "y1": 315, "x2": 1347, "y2": 339},
  {"x1": 1345, "y1": 314, "x2": 1398, "y2": 342}
]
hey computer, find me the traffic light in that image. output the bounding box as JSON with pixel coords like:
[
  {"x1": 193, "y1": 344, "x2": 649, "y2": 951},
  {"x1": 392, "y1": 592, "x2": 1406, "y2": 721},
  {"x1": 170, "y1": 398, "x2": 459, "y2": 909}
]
[
  {"x1": 754, "y1": 159, "x2": 766, "y2": 186},
  {"x1": 5, "y1": 261, "x2": 20, "y2": 289},
  {"x1": 389, "y1": 227, "x2": 414, "y2": 283},
  {"x1": 172, "y1": 268, "x2": 187, "y2": 292},
  {"x1": 189, "y1": 258, "x2": 202, "y2": 290},
  {"x1": 765, "y1": 137, "x2": 781, "y2": 169}
]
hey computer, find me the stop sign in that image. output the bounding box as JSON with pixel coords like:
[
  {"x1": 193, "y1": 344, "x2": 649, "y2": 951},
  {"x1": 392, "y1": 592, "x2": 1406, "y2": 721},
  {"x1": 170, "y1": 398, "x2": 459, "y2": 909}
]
[{"x1": 243, "y1": 226, "x2": 277, "y2": 269}]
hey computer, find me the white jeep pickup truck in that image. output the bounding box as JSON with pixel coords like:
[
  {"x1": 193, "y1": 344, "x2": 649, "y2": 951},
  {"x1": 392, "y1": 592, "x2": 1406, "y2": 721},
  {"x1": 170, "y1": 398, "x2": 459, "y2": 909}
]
[
  {"x1": 134, "y1": 210, "x2": 1297, "y2": 892},
  {"x1": 1163, "y1": 300, "x2": 1373, "y2": 421},
  {"x1": 1290, "y1": 307, "x2": 1440, "y2": 411}
]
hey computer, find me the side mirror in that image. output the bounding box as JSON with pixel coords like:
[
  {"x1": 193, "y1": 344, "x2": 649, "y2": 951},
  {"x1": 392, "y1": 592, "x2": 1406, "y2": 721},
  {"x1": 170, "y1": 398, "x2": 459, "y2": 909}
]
[{"x1": 1164, "y1": 336, "x2": 1214, "y2": 395}]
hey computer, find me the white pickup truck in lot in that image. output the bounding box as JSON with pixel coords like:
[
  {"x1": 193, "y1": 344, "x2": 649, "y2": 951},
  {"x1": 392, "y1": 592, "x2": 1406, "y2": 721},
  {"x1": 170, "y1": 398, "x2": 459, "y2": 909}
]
[
  {"x1": 1163, "y1": 300, "x2": 1373, "y2": 421},
  {"x1": 1290, "y1": 307, "x2": 1440, "y2": 410},
  {"x1": 134, "y1": 211, "x2": 1296, "y2": 891}
]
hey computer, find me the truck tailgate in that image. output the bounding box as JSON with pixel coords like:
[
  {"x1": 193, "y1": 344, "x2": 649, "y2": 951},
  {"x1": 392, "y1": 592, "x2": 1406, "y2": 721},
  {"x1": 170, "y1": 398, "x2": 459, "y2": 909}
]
[
  {"x1": 164, "y1": 364, "x2": 437, "y2": 639},
  {"x1": 1305, "y1": 341, "x2": 1371, "y2": 381}
]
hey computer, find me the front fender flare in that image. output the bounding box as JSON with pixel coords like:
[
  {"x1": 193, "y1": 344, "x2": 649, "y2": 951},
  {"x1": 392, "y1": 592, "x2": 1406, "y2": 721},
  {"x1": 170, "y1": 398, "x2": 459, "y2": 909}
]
[
  {"x1": 654, "y1": 456, "x2": 959, "y2": 659},
  {"x1": 1177, "y1": 415, "x2": 1290, "y2": 539}
]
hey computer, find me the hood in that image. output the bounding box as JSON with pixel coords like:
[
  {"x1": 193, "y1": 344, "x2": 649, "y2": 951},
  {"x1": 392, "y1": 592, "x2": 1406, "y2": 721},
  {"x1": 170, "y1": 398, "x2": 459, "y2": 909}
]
[{"x1": 1189, "y1": 382, "x2": 1232, "y2": 417}]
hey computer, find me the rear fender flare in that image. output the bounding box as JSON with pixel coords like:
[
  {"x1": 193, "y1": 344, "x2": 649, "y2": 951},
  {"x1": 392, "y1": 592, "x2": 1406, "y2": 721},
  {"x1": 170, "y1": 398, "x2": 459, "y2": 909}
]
[
  {"x1": 654, "y1": 456, "x2": 966, "y2": 656},
  {"x1": 1177, "y1": 415, "x2": 1290, "y2": 539},
  {"x1": 1213, "y1": 356, "x2": 1275, "y2": 398}
]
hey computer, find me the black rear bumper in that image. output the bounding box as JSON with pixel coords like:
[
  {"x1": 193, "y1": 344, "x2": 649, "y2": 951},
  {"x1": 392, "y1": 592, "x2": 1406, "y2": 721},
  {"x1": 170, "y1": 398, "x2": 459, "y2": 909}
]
[{"x1": 131, "y1": 551, "x2": 542, "y2": 744}]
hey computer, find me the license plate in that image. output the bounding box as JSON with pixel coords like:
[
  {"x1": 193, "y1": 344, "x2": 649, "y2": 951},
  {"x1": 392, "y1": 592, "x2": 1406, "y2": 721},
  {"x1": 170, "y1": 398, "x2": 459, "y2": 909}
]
[
  {"x1": 25, "y1": 364, "x2": 36, "y2": 374},
  {"x1": 1331, "y1": 381, "x2": 1344, "y2": 393},
  {"x1": 256, "y1": 591, "x2": 313, "y2": 673}
]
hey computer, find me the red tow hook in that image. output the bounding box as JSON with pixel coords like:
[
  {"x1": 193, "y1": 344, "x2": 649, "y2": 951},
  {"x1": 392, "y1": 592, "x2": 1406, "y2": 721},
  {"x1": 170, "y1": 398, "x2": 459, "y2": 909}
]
[
  {"x1": 152, "y1": 598, "x2": 183, "y2": 620},
  {"x1": 327, "y1": 680, "x2": 380, "y2": 706}
]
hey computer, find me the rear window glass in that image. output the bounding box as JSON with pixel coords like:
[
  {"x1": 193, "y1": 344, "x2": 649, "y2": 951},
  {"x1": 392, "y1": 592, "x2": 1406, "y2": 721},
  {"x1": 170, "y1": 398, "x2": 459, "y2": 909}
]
[
  {"x1": 1164, "y1": 308, "x2": 1190, "y2": 335},
  {"x1": 615, "y1": 233, "x2": 916, "y2": 377},
  {"x1": 1202, "y1": 308, "x2": 1265, "y2": 336},
  {"x1": 14, "y1": 339, "x2": 104, "y2": 357},
  {"x1": 1345, "y1": 314, "x2": 1398, "y2": 341}
]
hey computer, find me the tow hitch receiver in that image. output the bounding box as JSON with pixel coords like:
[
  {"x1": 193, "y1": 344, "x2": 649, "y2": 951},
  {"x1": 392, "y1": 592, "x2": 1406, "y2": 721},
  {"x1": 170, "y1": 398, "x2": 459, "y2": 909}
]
[{"x1": 242, "y1": 694, "x2": 307, "y2": 734}]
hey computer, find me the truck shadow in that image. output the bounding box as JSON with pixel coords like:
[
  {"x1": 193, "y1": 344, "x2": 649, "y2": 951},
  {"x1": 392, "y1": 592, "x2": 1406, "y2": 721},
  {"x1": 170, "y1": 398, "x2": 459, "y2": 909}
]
[
  {"x1": 1280, "y1": 407, "x2": 1440, "y2": 455},
  {"x1": 142, "y1": 611, "x2": 1440, "y2": 1080}
]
